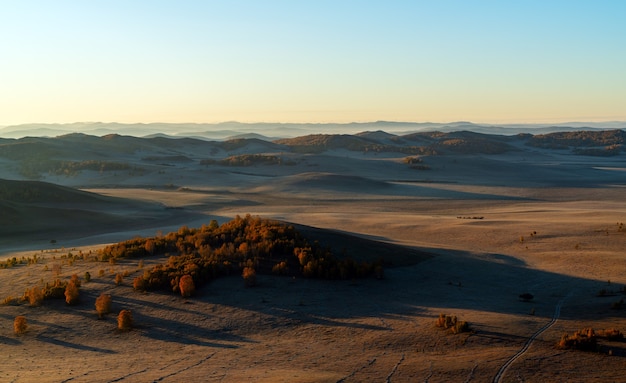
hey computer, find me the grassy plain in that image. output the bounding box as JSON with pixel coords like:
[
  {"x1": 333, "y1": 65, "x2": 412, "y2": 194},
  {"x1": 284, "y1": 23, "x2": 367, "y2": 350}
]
[{"x1": 1, "y1": 133, "x2": 625, "y2": 382}]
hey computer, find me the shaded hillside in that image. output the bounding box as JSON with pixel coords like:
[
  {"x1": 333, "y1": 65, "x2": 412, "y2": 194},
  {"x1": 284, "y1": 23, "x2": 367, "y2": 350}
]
[
  {"x1": 217, "y1": 138, "x2": 286, "y2": 153},
  {"x1": 260, "y1": 172, "x2": 392, "y2": 193},
  {"x1": 0, "y1": 179, "x2": 196, "y2": 248},
  {"x1": 401, "y1": 131, "x2": 516, "y2": 154},
  {"x1": 274, "y1": 134, "x2": 431, "y2": 155},
  {"x1": 0, "y1": 178, "x2": 119, "y2": 204}
]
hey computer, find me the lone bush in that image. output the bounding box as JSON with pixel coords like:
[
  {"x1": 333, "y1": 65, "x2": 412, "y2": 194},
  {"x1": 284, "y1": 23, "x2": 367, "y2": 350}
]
[
  {"x1": 26, "y1": 286, "x2": 44, "y2": 307},
  {"x1": 179, "y1": 275, "x2": 195, "y2": 297},
  {"x1": 117, "y1": 309, "x2": 133, "y2": 331},
  {"x1": 95, "y1": 293, "x2": 112, "y2": 319},
  {"x1": 64, "y1": 280, "x2": 80, "y2": 305},
  {"x1": 84, "y1": 271, "x2": 91, "y2": 283},
  {"x1": 114, "y1": 273, "x2": 123, "y2": 286},
  {"x1": 14, "y1": 316, "x2": 27, "y2": 335}
]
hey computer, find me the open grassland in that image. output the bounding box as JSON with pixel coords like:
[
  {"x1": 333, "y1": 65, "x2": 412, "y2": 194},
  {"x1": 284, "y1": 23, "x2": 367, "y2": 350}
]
[{"x1": 1, "y1": 130, "x2": 625, "y2": 382}]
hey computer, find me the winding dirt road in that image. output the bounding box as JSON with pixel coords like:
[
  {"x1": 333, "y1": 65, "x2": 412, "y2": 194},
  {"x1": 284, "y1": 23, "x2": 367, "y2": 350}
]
[{"x1": 493, "y1": 295, "x2": 569, "y2": 383}]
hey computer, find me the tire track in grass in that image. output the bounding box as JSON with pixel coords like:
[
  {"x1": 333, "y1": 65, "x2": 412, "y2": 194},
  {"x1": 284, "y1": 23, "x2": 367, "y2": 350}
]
[
  {"x1": 385, "y1": 353, "x2": 405, "y2": 382},
  {"x1": 493, "y1": 294, "x2": 569, "y2": 383},
  {"x1": 153, "y1": 352, "x2": 215, "y2": 382}
]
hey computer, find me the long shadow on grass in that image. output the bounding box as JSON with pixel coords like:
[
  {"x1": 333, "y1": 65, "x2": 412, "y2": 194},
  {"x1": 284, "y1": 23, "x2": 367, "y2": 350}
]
[
  {"x1": 195, "y1": 242, "x2": 623, "y2": 334},
  {"x1": 111, "y1": 294, "x2": 249, "y2": 348},
  {"x1": 0, "y1": 335, "x2": 21, "y2": 345},
  {"x1": 35, "y1": 333, "x2": 117, "y2": 354}
]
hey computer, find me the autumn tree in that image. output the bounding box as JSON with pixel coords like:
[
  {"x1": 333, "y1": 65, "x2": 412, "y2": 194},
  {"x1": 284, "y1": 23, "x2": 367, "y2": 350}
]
[
  {"x1": 64, "y1": 280, "x2": 80, "y2": 305},
  {"x1": 95, "y1": 293, "x2": 112, "y2": 319},
  {"x1": 179, "y1": 275, "x2": 195, "y2": 297}
]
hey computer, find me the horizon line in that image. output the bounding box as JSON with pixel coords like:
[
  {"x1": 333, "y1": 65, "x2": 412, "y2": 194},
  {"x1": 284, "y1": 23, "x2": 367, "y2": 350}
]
[{"x1": 2, "y1": 119, "x2": 626, "y2": 128}]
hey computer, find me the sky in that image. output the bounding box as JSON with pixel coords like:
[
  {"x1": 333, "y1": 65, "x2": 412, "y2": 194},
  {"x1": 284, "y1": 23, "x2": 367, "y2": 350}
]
[{"x1": 1, "y1": 1, "x2": 625, "y2": 126}]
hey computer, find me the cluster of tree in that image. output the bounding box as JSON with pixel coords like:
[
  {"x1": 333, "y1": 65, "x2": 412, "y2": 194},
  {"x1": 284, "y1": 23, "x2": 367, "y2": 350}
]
[
  {"x1": 98, "y1": 215, "x2": 382, "y2": 294},
  {"x1": 276, "y1": 134, "x2": 436, "y2": 155},
  {"x1": 557, "y1": 328, "x2": 624, "y2": 351},
  {"x1": 200, "y1": 154, "x2": 283, "y2": 167},
  {"x1": 527, "y1": 129, "x2": 625, "y2": 149},
  {"x1": 16, "y1": 158, "x2": 134, "y2": 179},
  {"x1": 573, "y1": 145, "x2": 622, "y2": 156}
]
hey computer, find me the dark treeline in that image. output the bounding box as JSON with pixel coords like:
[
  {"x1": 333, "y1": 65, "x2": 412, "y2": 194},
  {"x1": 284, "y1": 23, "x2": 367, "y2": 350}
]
[{"x1": 98, "y1": 215, "x2": 382, "y2": 293}]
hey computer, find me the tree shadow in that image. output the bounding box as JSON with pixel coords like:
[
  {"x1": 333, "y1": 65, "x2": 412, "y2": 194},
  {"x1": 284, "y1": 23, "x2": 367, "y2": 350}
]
[
  {"x1": 0, "y1": 334, "x2": 21, "y2": 345},
  {"x1": 189, "y1": 242, "x2": 622, "y2": 333},
  {"x1": 110, "y1": 294, "x2": 249, "y2": 348},
  {"x1": 35, "y1": 333, "x2": 117, "y2": 354}
]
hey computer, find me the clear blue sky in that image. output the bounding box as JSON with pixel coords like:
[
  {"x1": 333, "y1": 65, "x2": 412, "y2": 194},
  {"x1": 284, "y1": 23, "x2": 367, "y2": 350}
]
[{"x1": 1, "y1": 1, "x2": 625, "y2": 125}]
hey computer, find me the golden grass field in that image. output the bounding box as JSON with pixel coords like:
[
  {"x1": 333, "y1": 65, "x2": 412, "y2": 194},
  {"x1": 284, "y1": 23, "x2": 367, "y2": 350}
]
[{"x1": 1, "y1": 134, "x2": 625, "y2": 382}]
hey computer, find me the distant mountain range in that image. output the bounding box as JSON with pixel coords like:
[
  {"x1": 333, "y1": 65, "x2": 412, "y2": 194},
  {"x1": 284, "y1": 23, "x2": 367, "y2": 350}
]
[{"x1": 0, "y1": 121, "x2": 624, "y2": 140}]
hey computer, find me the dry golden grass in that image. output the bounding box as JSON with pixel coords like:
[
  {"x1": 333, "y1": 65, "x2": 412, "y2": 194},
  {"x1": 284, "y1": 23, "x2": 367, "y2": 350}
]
[{"x1": 1, "y1": 142, "x2": 626, "y2": 381}]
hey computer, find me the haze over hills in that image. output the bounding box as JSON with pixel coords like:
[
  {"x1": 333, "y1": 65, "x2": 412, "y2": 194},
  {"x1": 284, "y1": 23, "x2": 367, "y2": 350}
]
[
  {"x1": 0, "y1": 121, "x2": 624, "y2": 140},
  {"x1": 0, "y1": 128, "x2": 624, "y2": 191}
]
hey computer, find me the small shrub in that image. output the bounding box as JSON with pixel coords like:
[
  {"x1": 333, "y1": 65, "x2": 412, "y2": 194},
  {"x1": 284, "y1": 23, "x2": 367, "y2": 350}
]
[
  {"x1": 64, "y1": 280, "x2": 80, "y2": 305},
  {"x1": 95, "y1": 293, "x2": 112, "y2": 318},
  {"x1": 26, "y1": 286, "x2": 45, "y2": 307},
  {"x1": 117, "y1": 309, "x2": 133, "y2": 331},
  {"x1": 14, "y1": 316, "x2": 27, "y2": 335},
  {"x1": 84, "y1": 271, "x2": 91, "y2": 283},
  {"x1": 133, "y1": 276, "x2": 146, "y2": 291},
  {"x1": 243, "y1": 267, "x2": 257, "y2": 287},
  {"x1": 98, "y1": 269, "x2": 105, "y2": 277},
  {"x1": 179, "y1": 275, "x2": 195, "y2": 297},
  {"x1": 114, "y1": 273, "x2": 123, "y2": 286},
  {"x1": 436, "y1": 313, "x2": 447, "y2": 328}
]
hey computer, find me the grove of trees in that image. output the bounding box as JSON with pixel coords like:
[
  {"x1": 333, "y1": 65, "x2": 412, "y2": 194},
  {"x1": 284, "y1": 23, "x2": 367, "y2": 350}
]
[{"x1": 97, "y1": 215, "x2": 382, "y2": 294}]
